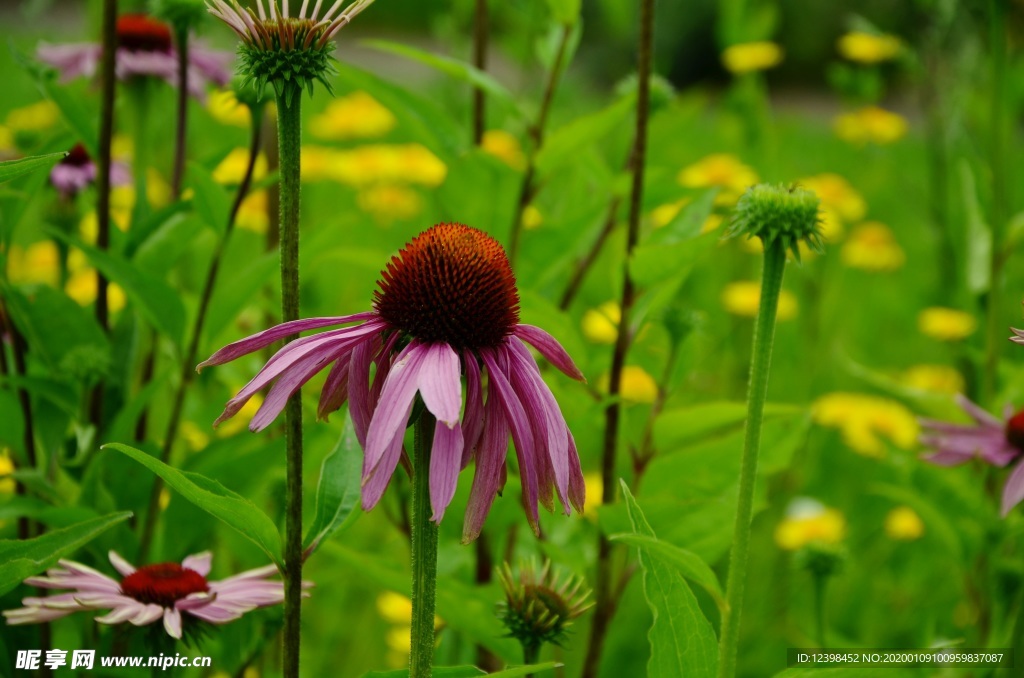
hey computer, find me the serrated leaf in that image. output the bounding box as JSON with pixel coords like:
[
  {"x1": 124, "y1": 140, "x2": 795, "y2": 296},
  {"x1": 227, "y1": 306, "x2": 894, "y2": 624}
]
[
  {"x1": 620, "y1": 481, "x2": 718, "y2": 678},
  {"x1": 0, "y1": 151, "x2": 67, "y2": 184},
  {"x1": 303, "y1": 413, "x2": 362, "y2": 555},
  {"x1": 609, "y1": 533, "x2": 725, "y2": 612},
  {"x1": 0, "y1": 511, "x2": 133, "y2": 596},
  {"x1": 105, "y1": 443, "x2": 283, "y2": 568}
]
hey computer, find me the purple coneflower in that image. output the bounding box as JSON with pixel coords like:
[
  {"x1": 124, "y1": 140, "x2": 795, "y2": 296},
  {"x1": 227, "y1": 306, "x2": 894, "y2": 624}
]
[
  {"x1": 37, "y1": 13, "x2": 231, "y2": 100},
  {"x1": 3, "y1": 551, "x2": 302, "y2": 639},
  {"x1": 1012, "y1": 327, "x2": 1024, "y2": 346},
  {"x1": 919, "y1": 394, "x2": 1024, "y2": 516},
  {"x1": 200, "y1": 223, "x2": 586, "y2": 541},
  {"x1": 49, "y1": 143, "x2": 131, "y2": 198}
]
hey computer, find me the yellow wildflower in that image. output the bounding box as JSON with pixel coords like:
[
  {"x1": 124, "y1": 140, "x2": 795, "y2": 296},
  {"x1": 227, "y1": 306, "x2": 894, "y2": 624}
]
[
  {"x1": 902, "y1": 364, "x2": 964, "y2": 395},
  {"x1": 522, "y1": 205, "x2": 543, "y2": 230},
  {"x1": 357, "y1": 184, "x2": 423, "y2": 222},
  {"x1": 841, "y1": 222, "x2": 905, "y2": 272},
  {"x1": 582, "y1": 472, "x2": 602, "y2": 518},
  {"x1": 159, "y1": 488, "x2": 172, "y2": 511},
  {"x1": 798, "y1": 173, "x2": 866, "y2": 223},
  {"x1": 303, "y1": 144, "x2": 447, "y2": 187},
  {"x1": 775, "y1": 499, "x2": 846, "y2": 551},
  {"x1": 481, "y1": 130, "x2": 527, "y2": 171},
  {"x1": 918, "y1": 307, "x2": 976, "y2": 342},
  {"x1": 721, "y1": 281, "x2": 798, "y2": 321},
  {"x1": 838, "y1": 32, "x2": 902, "y2": 64},
  {"x1": 147, "y1": 168, "x2": 172, "y2": 208},
  {"x1": 79, "y1": 186, "x2": 134, "y2": 238},
  {"x1": 834, "y1": 106, "x2": 908, "y2": 145},
  {"x1": 207, "y1": 89, "x2": 251, "y2": 128},
  {"x1": 180, "y1": 421, "x2": 211, "y2": 451},
  {"x1": 678, "y1": 153, "x2": 759, "y2": 205},
  {"x1": 721, "y1": 41, "x2": 784, "y2": 75},
  {"x1": 65, "y1": 270, "x2": 127, "y2": 313},
  {"x1": 5, "y1": 100, "x2": 60, "y2": 132},
  {"x1": 6, "y1": 241, "x2": 61, "y2": 287},
  {"x1": 310, "y1": 91, "x2": 396, "y2": 140},
  {"x1": 702, "y1": 214, "x2": 724, "y2": 233},
  {"x1": 582, "y1": 301, "x2": 620, "y2": 344},
  {"x1": 652, "y1": 198, "x2": 689, "y2": 229},
  {"x1": 377, "y1": 591, "x2": 413, "y2": 624},
  {"x1": 236, "y1": 190, "x2": 269, "y2": 233},
  {"x1": 0, "y1": 125, "x2": 13, "y2": 153},
  {"x1": 0, "y1": 450, "x2": 15, "y2": 494},
  {"x1": 213, "y1": 149, "x2": 268, "y2": 185},
  {"x1": 599, "y1": 366, "x2": 658, "y2": 404},
  {"x1": 300, "y1": 145, "x2": 335, "y2": 180},
  {"x1": 884, "y1": 506, "x2": 924, "y2": 541},
  {"x1": 111, "y1": 134, "x2": 134, "y2": 161},
  {"x1": 811, "y1": 392, "x2": 919, "y2": 457},
  {"x1": 217, "y1": 393, "x2": 264, "y2": 436},
  {"x1": 817, "y1": 206, "x2": 844, "y2": 243}
]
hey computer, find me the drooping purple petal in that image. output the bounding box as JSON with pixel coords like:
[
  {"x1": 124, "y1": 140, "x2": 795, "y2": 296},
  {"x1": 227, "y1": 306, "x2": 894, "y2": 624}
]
[
  {"x1": 364, "y1": 341, "x2": 428, "y2": 477},
  {"x1": 481, "y1": 347, "x2": 540, "y2": 535},
  {"x1": 429, "y1": 420, "x2": 464, "y2": 522},
  {"x1": 462, "y1": 385, "x2": 510, "y2": 543},
  {"x1": 361, "y1": 405, "x2": 410, "y2": 510},
  {"x1": 922, "y1": 450, "x2": 975, "y2": 466},
  {"x1": 248, "y1": 341, "x2": 351, "y2": 432},
  {"x1": 317, "y1": 356, "x2": 351, "y2": 421},
  {"x1": 108, "y1": 551, "x2": 136, "y2": 577},
  {"x1": 188, "y1": 42, "x2": 233, "y2": 87},
  {"x1": 1001, "y1": 461, "x2": 1024, "y2": 516},
  {"x1": 461, "y1": 349, "x2": 484, "y2": 469},
  {"x1": 115, "y1": 49, "x2": 177, "y2": 83},
  {"x1": 50, "y1": 162, "x2": 96, "y2": 197},
  {"x1": 1011, "y1": 327, "x2": 1024, "y2": 345},
  {"x1": 566, "y1": 430, "x2": 586, "y2": 513},
  {"x1": 955, "y1": 393, "x2": 1004, "y2": 428},
  {"x1": 348, "y1": 337, "x2": 375, "y2": 448},
  {"x1": 163, "y1": 608, "x2": 183, "y2": 639},
  {"x1": 37, "y1": 43, "x2": 102, "y2": 81},
  {"x1": 198, "y1": 312, "x2": 377, "y2": 371},
  {"x1": 514, "y1": 324, "x2": 585, "y2": 381},
  {"x1": 417, "y1": 342, "x2": 462, "y2": 427},
  {"x1": 182, "y1": 551, "x2": 212, "y2": 576}
]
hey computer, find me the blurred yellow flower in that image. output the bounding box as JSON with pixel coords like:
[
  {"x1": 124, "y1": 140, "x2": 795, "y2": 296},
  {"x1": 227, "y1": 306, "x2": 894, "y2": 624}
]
[
  {"x1": 180, "y1": 421, "x2": 212, "y2": 451},
  {"x1": 834, "y1": 106, "x2": 907, "y2": 145},
  {"x1": 302, "y1": 144, "x2": 447, "y2": 187},
  {"x1": 0, "y1": 125, "x2": 13, "y2": 153},
  {"x1": 582, "y1": 301, "x2": 620, "y2": 344},
  {"x1": 6, "y1": 241, "x2": 61, "y2": 287},
  {"x1": 147, "y1": 168, "x2": 172, "y2": 208},
  {"x1": 522, "y1": 205, "x2": 543, "y2": 230},
  {"x1": 357, "y1": 184, "x2": 423, "y2": 222},
  {"x1": 5, "y1": 100, "x2": 60, "y2": 132},
  {"x1": 918, "y1": 307, "x2": 976, "y2": 342},
  {"x1": 902, "y1": 364, "x2": 964, "y2": 394},
  {"x1": 775, "y1": 499, "x2": 846, "y2": 551},
  {"x1": 217, "y1": 393, "x2": 264, "y2": 436},
  {"x1": 721, "y1": 281, "x2": 798, "y2": 321},
  {"x1": 599, "y1": 365, "x2": 658, "y2": 404},
  {"x1": 377, "y1": 590, "x2": 440, "y2": 666},
  {"x1": 481, "y1": 129, "x2": 526, "y2": 171},
  {"x1": 721, "y1": 41, "x2": 784, "y2": 75},
  {"x1": 817, "y1": 206, "x2": 844, "y2": 243},
  {"x1": 79, "y1": 186, "x2": 135, "y2": 238},
  {"x1": 0, "y1": 450, "x2": 15, "y2": 494},
  {"x1": 838, "y1": 32, "x2": 902, "y2": 64},
  {"x1": 652, "y1": 198, "x2": 689, "y2": 229},
  {"x1": 111, "y1": 134, "x2": 134, "y2": 161},
  {"x1": 236, "y1": 190, "x2": 269, "y2": 233},
  {"x1": 311, "y1": 91, "x2": 396, "y2": 140},
  {"x1": 377, "y1": 591, "x2": 413, "y2": 624},
  {"x1": 207, "y1": 89, "x2": 251, "y2": 128},
  {"x1": 159, "y1": 488, "x2": 172, "y2": 511},
  {"x1": 884, "y1": 506, "x2": 924, "y2": 541},
  {"x1": 841, "y1": 222, "x2": 905, "y2": 272},
  {"x1": 812, "y1": 392, "x2": 918, "y2": 457},
  {"x1": 582, "y1": 471, "x2": 602, "y2": 517},
  {"x1": 798, "y1": 173, "x2": 866, "y2": 223},
  {"x1": 678, "y1": 153, "x2": 759, "y2": 205},
  {"x1": 702, "y1": 214, "x2": 724, "y2": 233},
  {"x1": 213, "y1": 149, "x2": 268, "y2": 185},
  {"x1": 65, "y1": 269, "x2": 127, "y2": 313}
]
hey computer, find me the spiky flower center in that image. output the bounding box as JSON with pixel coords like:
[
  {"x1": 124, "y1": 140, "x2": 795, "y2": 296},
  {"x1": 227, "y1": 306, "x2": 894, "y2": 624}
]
[
  {"x1": 374, "y1": 223, "x2": 520, "y2": 350},
  {"x1": 62, "y1": 143, "x2": 91, "y2": 167},
  {"x1": 1006, "y1": 409, "x2": 1024, "y2": 453},
  {"x1": 120, "y1": 563, "x2": 209, "y2": 607},
  {"x1": 116, "y1": 14, "x2": 174, "y2": 53}
]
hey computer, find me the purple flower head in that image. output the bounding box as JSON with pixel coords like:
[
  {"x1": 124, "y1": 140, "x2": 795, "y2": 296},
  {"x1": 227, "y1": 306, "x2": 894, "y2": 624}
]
[
  {"x1": 200, "y1": 223, "x2": 587, "y2": 541},
  {"x1": 49, "y1": 143, "x2": 131, "y2": 198},
  {"x1": 3, "y1": 551, "x2": 307, "y2": 639},
  {"x1": 919, "y1": 394, "x2": 1024, "y2": 516},
  {"x1": 36, "y1": 13, "x2": 232, "y2": 102}
]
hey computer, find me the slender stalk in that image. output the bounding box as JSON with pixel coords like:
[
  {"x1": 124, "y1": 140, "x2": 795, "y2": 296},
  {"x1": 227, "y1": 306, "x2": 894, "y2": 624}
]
[
  {"x1": 507, "y1": 23, "x2": 572, "y2": 265},
  {"x1": 410, "y1": 412, "x2": 439, "y2": 678},
  {"x1": 983, "y1": 0, "x2": 1008, "y2": 403},
  {"x1": 523, "y1": 640, "x2": 540, "y2": 677},
  {"x1": 90, "y1": 0, "x2": 118, "y2": 430},
  {"x1": 171, "y1": 27, "x2": 189, "y2": 199},
  {"x1": 137, "y1": 113, "x2": 263, "y2": 562},
  {"x1": 472, "y1": 0, "x2": 488, "y2": 145},
  {"x1": 581, "y1": 0, "x2": 654, "y2": 674},
  {"x1": 276, "y1": 93, "x2": 304, "y2": 678},
  {"x1": 716, "y1": 240, "x2": 787, "y2": 678}
]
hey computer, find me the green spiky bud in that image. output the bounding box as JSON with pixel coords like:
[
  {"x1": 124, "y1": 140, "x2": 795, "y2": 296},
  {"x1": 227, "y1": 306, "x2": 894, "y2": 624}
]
[
  {"x1": 497, "y1": 560, "x2": 592, "y2": 652},
  {"x1": 728, "y1": 183, "x2": 824, "y2": 261}
]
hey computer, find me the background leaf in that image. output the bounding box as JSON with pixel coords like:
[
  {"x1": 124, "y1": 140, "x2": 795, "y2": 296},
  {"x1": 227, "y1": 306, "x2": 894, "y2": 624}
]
[
  {"x1": 304, "y1": 413, "x2": 363, "y2": 554},
  {"x1": 0, "y1": 151, "x2": 66, "y2": 183}
]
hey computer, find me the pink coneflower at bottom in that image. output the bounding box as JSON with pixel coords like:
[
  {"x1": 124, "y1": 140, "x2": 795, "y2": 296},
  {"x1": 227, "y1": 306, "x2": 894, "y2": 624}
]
[
  {"x1": 3, "y1": 551, "x2": 301, "y2": 639},
  {"x1": 49, "y1": 143, "x2": 131, "y2": 198},
  {"x1": 919, "y1": 394, "x2": 1024, "y2": 516},
  {"x1": 200, "y1": 223, "x2": 586, "y2": 542}
]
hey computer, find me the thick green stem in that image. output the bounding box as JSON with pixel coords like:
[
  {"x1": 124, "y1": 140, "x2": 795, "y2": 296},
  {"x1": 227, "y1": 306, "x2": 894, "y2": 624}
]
[
  {"x1": 717, "y1": 240, "x2": 787, "y2": 678},
  {"x1": 410, "y1": 413, "x2": 439, "y2": 678},
  {"x1": 277, "y1": 92, "x2": 303, "y2": 678}
]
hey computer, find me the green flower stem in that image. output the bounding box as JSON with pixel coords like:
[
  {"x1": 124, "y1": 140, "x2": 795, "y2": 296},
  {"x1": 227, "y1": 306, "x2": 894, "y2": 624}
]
[
  {"x1": 523, "y1": 640, "x2": 540, "y2": 678},
  {"x1": 472, "y1": 0, "x2": 488, "y2": 145},
  {"x1": 717, "y1": 239, "x2": 787, "y2": 678},
  {"x1": 277, "y1": 92, "x2": 304, "y2": 678},
  {"x1": 410, "y1": 412, "x2": 439, "y2": 678}
]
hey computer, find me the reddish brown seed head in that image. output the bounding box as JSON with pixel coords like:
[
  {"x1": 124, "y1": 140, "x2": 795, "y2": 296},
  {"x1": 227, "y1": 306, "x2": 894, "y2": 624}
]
[
  {"x1": 1007, "y1": 409, "x2": 1024, "y2": 452},
  {"x1": 116, "y1": 14, "x2": 173, "y2": 53},
  {"x1": 120, "y1": 563, "x2": 209, "y2": 607}
]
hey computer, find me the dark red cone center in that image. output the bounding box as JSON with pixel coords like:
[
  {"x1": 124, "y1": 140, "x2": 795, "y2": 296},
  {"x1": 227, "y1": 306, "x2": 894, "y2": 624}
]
[
  {"x1": 116, "y1": 14, "x2": 173, "y2": 53},
  {"x1": 120, "y1": 563, "x2": 209, "y2": 607},
  {"x1": 374, "y1": 223, "x2": 520, "y2": 350},
  {"x1": 62, "y1": 143, "x2": 91, "y2": 167},
  {"x1": 1007, "y1": 409, "x2": 1024, "y2": 453}
]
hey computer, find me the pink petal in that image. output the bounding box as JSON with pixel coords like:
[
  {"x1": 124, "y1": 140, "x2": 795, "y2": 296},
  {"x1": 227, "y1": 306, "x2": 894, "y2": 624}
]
[
  {"x1": 130, "y1": 604, "x2": 165, "y2": 626},
  {"x1": 181, "y1": 551, "x2": 212, "y2": 577},
  {"x1": 364, "y1": 342, "x2": 428, "y2": 478},
  {"x1": 1002, "y1": 461, "x2": 1024, "y2": 517},
  {"x1": 955, "y1": 394, "x2": 1003, "y2": 428},
  {"x1": 163, "y1": 608, "x2": 183, "y2": 639},
  {"x1": 96, "y1": 602, "x2": 147, "y2": 625},
  {"x1": 566, "y1": 431, "x2": 586, "y2": 513},
  {"x1": 361, "y1": 409, "x2": 409, "y2": 510},
  {"x1": 108, "y1": 551, "x2": 136, "y2": 577},
  {"x1": 461, "y1": 350, "x2": 484, "y2": 468},
  {"x1": 348, "y1": 337, "x2": 375, "y2": 448},
  {"x1": 515, "y1": 324, "x2": 585, "y2": 381},
  {"x1": 317, "y1": 356, "x2": 351, "y2": 420},
  {"x1": 462, "y1": 388, "x2": 510, "y2": 543},
  {"x1": 36, "y1": 42, "x2": 102, "y2": 81},
  {"x1": 429, "y1": 421, "x2": 464, "y2": 522},
  {"x1": 417, "y1": 342, "x2": 462, "y2": 427}
]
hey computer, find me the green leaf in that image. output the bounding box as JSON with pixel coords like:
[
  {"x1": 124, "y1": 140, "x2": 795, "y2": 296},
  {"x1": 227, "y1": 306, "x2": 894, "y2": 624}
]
[
  {"x1": 12, "y1": 48, "x2": 99, "y2": 156},
  {"x1": 205, "y1": 250, "x2": 277, "y2": 343},
  {"x1": 0, "y1": 151, "x2": 67, "y2": 184},
  {"x1": 646, "y1": 189, "x2": 718, "y2": 246},
  {"x1": 188, "y1": 162, "x2": 232, "y2": 235},
  {"x1": 958, "y1": 161, "x2": 991, "y2": 295},
  {"x1": 303, "y1": 413, "x2": 363, "y2": 555},
  {"x1": 630, "y1": 230, "x2": 717, "y2": 289},
  {"x1": 536, "y1": 94, "x2": 634, "y2": 176},
  {"x1": 133, "y1": 213, "x2": 206, "y2": 277},
  {"x1": 48, "y1": 231, "x2": 187, "y2": 346},
  {"x1": 609, "y1": 533, "x2": 725, "y2": 612},
  {"x1": 0, "y1": 511, "x2": 133, "y2": 596},
  {"x1": 620, "y1": 481, "x2": 718, "y2": 678},
  {"x1": 362, "y1": 40, "x2": 523, "y2": 119},
  {"x1": 104, "y1": 443, "x2": 283, "y2": 568},
  {"x1": 545, "y1": 0, "x2": 581, "y2": 24}
]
